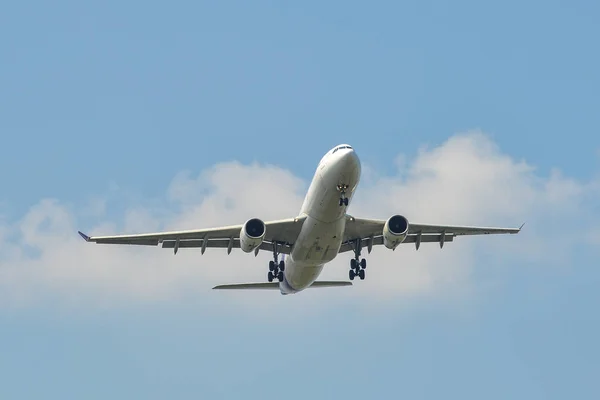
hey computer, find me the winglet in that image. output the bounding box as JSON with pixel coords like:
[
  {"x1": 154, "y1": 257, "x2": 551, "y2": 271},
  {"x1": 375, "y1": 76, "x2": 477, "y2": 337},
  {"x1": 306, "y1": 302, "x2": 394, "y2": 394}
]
[
  {"x1": 519, "y1": 222, "x2": 526, "y2": 231},
  {"x1": 78, "y1": 231, "x2": 91, "y2": 242}
]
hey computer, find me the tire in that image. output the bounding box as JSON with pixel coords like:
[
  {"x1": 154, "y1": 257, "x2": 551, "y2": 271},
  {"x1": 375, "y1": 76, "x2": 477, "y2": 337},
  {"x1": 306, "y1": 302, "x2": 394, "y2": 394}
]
[
  {"x1": 349, "y1": 269, "x2": 355, "y2": 280},
  {"x1": 360, "y1": 258, "x2": 367, "y2": 269},
  {"x1": 358, "y1": 269, "x2": 365, "y2": 280}
]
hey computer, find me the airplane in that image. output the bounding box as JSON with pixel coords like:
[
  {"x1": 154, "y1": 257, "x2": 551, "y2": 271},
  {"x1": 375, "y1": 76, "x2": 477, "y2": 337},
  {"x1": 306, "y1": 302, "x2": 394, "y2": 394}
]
[{"x1": 78, "y1": 144, "x2": 523, "y2": 295}]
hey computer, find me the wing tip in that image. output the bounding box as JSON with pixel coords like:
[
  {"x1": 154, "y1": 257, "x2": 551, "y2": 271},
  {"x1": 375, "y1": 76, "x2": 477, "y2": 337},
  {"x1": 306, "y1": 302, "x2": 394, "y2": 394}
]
[
  {"x1": 77, "y1": 231, "x2": 91, "y2": 242},
  {"x1": 518, "y1": 222, "x2": 526, "y2": 231}
]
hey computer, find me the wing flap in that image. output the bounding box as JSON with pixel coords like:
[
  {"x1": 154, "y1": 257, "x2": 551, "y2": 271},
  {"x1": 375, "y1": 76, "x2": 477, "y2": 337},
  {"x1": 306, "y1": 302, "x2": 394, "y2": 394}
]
[
  {"x1": 338, "y1": 234, "x2": 454, "y2": 253},
  {"x1": 161, "y1": 239, "x2": 292, "y2": 254},
  {"x1": 409, "y1": 223, "x2": 522, "y2": 236}
]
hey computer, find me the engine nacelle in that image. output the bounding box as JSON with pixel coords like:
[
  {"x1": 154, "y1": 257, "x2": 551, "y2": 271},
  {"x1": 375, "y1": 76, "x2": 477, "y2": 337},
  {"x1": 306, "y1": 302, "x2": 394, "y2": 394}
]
[
  {"x1": 240, "y1": 218, "x2": 266, "y2": 253},
  {"x1": 383, "y1": 214, "x2": 409, "y2": 250}
]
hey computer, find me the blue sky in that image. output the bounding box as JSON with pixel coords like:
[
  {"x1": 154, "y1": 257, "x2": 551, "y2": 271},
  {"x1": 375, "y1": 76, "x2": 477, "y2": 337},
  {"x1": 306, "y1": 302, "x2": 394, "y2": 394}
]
[{"x1": 1, "y1": 1, "x2": 599, "y2": 399}]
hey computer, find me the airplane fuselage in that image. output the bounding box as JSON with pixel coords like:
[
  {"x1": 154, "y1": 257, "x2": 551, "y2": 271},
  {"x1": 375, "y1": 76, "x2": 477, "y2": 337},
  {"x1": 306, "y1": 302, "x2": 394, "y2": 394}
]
[{"x1": 280, "y1": 145, "x2": 361, "y2": 294}]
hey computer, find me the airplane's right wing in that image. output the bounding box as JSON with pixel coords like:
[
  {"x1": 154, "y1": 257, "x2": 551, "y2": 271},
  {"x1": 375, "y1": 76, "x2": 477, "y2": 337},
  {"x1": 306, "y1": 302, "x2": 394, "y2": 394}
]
[{"x1": 78, "y1": 215, "x2": 307, "y2": 255}]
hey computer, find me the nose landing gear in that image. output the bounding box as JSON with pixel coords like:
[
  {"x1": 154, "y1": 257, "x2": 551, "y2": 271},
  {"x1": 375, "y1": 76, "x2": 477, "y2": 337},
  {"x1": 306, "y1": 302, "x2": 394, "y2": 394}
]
[{"x1": 337, "y1": 184, "x2": 349, "y2": 206}]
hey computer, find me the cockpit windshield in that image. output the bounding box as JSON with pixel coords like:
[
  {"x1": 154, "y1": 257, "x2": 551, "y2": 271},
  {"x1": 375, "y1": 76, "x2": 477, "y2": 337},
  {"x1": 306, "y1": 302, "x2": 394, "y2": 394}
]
[{"x1": 332, "y1": 145, "x2": 353, "y2": 154}]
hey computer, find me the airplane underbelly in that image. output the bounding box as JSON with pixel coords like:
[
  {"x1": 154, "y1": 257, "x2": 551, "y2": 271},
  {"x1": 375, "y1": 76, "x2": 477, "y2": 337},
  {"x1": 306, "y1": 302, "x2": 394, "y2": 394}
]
[
  {"x1": 291, "y1": 217, "x2": 344, "y2": 264},
  {"x1": 284, "y1": 217, "x2": 344, "y2": 291},
  {"x1": 284, "y1": 262, "x2": 323, "y2": 291}
]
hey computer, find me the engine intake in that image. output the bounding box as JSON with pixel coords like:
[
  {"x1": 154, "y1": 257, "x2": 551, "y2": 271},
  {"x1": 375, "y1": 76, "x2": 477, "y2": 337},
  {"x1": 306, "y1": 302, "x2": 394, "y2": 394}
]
[
  {"x1": 383, "y1": 214, "x2": 409, "y2": 250},
  {"x1": 240, "y1": 218, "x2": 266, "y2": 253}
]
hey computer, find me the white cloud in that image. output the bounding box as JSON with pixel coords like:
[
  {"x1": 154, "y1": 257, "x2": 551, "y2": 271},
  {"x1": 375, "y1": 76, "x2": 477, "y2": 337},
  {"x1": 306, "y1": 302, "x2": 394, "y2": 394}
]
[{"x1": 0, "y1": 131, "x2": 598, "y2": 310}]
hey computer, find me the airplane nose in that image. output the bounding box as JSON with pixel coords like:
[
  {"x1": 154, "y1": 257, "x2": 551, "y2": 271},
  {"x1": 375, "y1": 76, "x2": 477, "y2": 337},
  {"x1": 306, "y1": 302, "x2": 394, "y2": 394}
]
[
  {"x1": 339, "y1": 149, "x2": 361, "y2": 188},
  {"x1": 340, "y1": 149, "x2": 360, "y2": 168},
  {"x1": 338, "y1": 149, "x2": 361, "y2": 181},
  {"x1": 320, "y1": 147, "x2": 361, "y2": 185}
]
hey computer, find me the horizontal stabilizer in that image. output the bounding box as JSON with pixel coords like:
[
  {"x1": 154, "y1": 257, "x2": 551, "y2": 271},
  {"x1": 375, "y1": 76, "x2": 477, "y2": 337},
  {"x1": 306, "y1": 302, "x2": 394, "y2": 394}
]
[
  {"x1": 212, "y1": 281, "x2": 352, "y2": 290},
  {"x1": 309, "y1": 281, "x2": 353, "y2": 288},
  {"x1": 213, "y1": 282, "x2": 281, "y2": 290}
]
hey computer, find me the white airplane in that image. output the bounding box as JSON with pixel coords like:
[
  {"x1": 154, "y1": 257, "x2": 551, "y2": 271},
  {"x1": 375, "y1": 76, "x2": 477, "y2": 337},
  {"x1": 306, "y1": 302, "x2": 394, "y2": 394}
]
[{"x1": 78, "y1": 144, "x2": 523, "y2": 295}]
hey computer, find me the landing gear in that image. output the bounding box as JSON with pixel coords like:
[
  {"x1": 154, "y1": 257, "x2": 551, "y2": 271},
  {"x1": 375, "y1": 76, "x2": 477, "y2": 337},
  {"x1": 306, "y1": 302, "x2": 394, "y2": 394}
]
[
  {"x1": 337, "y1": 184, "x2": 349, "y2": 206},
  {"x1": 348, "y1": 268, "x2": 365, "y2": 281},
  {"x1": 349, "y1": 239, "x2": 367, "y2": 281},
  {"x1": 267, "y1": 243, "x2": 285, "y2": 282}
]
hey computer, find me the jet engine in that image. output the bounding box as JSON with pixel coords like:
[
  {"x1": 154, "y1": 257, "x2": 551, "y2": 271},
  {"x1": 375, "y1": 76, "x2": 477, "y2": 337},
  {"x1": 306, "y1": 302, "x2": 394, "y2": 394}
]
[
  {"x1": 383, "y1": 214, "x2": 409, "y2": 250},
  {"x1": 240, "y1": 218, "x2": 266, "y2": 253}
]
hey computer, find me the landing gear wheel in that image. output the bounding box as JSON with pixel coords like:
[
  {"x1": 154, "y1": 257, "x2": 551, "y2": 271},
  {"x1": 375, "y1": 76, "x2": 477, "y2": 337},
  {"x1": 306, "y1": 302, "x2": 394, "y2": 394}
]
[
  {"x1": 349, "y1": 239, "x2": 367, "y2": 281},
  {"x1": 337, "y1": 184, "x2": 349, "y2": 207},
  {"x1": 358, "y1": 269, "x2": 365, "y2": 280},
  {"x1": 268, "y1": 242, "x2": 285, "y2": 282}
]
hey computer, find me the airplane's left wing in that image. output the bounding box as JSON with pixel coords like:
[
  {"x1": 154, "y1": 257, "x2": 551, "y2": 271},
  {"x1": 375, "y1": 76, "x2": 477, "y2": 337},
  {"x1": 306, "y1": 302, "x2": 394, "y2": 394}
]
[
  {"x1": 78, "y1": 216, "x2": 307, "y2": 255},
  {"x1": 340, "y1": 215, "x2": 522, "y2": 253}
]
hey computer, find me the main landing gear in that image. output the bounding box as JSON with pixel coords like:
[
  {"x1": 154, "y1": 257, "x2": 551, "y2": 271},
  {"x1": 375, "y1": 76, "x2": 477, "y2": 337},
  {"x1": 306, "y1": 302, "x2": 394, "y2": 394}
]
[
  {"x1": 267, "y1": 243, "x2": 285, "y2": 282},
  {"x1": 337, "y1": 184, "x2": 349, "y2": 206},
  {"x1": 349, "y1": 239, "x2": 367, "y2": 281}
]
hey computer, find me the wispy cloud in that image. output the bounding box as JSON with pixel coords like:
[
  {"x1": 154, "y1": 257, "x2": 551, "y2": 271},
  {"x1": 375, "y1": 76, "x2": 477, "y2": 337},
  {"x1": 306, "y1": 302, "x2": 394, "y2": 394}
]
[{"x1": 0, "y1": 131, "x2": 597, "y2": 310}]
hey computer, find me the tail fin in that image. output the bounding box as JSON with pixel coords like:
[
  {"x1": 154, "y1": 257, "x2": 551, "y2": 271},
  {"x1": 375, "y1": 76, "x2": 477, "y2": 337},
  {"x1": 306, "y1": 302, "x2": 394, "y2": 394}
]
[{"x1": 212, "y1": 281, "x2": 352, "y2": 290}]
